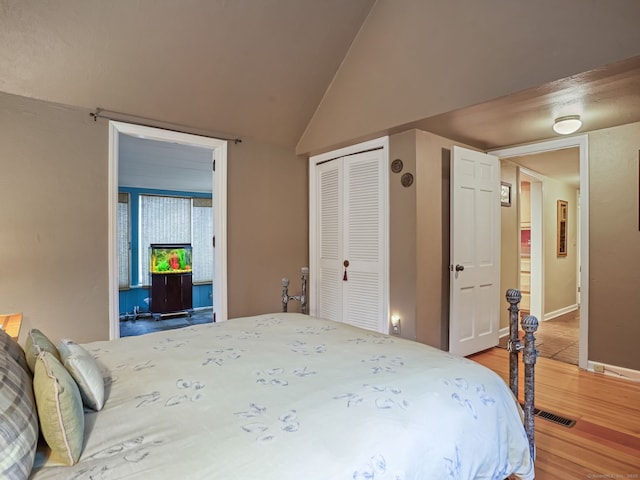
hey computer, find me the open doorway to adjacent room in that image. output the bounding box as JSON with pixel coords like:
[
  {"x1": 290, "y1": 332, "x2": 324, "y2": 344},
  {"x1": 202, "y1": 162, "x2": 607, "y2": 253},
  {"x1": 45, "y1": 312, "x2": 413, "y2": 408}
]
[
  {"x1": 493, "y1": 136, "x2": 587, "y2": 369},
  {"x1": 108, "y1": 122, "x2": 228, "y2": 339}
]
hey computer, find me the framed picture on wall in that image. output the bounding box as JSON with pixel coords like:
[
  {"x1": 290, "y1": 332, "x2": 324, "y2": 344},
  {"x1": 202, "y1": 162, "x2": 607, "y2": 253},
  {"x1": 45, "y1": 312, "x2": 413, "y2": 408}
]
[
  {"x1": 557, "y1": 200, "x2": 568, "y2": 256},
  {"x1": 501, "y1": 182, "x2": 511, "y2": 207}
]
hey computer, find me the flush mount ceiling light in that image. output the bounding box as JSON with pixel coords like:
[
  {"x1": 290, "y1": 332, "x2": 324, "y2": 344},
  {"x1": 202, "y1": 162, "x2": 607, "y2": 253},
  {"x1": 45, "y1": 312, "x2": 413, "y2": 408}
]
[{"x1": 553, "y1": 115, "x2": 582, "y2": 135}]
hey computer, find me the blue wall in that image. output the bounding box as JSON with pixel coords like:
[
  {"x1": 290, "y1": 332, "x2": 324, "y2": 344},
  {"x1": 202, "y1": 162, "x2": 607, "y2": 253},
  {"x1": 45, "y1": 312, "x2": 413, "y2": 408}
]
[{"x1": 119, "y1": 187, "x2": 213, "y2": 315}]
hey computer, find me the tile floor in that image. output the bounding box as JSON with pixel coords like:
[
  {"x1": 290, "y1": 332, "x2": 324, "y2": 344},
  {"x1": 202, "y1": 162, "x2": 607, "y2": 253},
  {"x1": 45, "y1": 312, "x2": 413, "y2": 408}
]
[
  {"x1": 119, "y1": 308, "x2": 214, "y2": 337},
  {"x1": 498, "y1": 309, "x2": 580, "y2": 365}
]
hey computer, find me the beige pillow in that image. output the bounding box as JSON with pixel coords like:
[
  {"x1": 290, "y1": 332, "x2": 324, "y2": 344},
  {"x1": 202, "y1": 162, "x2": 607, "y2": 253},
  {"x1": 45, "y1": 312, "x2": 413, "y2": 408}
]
[
  {"x1": 58, "y1": 339, "x2": 105, "y2": 411},
  {"x1": 33, "y1": 351, "x2": 84, "y2": 466},
  {"x1": 25, "y1": 329, "x2": 61, "y2": 374}
]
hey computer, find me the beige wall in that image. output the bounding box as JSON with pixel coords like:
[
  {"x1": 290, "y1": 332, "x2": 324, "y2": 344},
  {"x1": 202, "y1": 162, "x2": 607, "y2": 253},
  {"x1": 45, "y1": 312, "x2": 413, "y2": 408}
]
[
  {"x1": 0, "y1": 91, "x2": 308, "y2": 345},
  {"x1": 0, "y1": 92, "x2": 109, "y2": 344},
  {"x1": 588, "y1": 122, "x2": 640, "y2": 370},
  {"x1": 227, "y1": 139, "x2": 308, "y2": 318},
  {"x1": 389, "y1": 131, "x2": 417, "y2": 340},
  {"x1": 543, "y1": 179, "x2": 578, "y2": 315},
  {"x1": 500, "y1": 162, "x2": 519, "y2": 330},
  {"x1": 388, "y1": 129, "x2": 476, "y2": 349},
  {"x1": 297, "y1": 1, "x2": 640, "y2": 154}
]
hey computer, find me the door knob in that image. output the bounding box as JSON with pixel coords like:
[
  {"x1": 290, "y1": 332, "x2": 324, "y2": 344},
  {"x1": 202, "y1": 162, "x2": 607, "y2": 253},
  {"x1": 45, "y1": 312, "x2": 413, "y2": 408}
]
[{"x1": 455, "y1": 264, "x2": 464, "y2": 272}]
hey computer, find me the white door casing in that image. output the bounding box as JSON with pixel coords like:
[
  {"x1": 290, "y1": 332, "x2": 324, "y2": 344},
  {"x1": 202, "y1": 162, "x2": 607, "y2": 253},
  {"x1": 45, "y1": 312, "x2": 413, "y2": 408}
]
[
  {"x1": 520, "y1": 169, "x2": 544, "y2": 322},
  {"x1": 309, "y1": 137, "x2": 389, "y2": 334},
  {"x1": 491, "y1": 135, "x2": 589, "y2": 370},
  {"x1": 108, "y1": 121, "x2": 228, "y2": 339},
  {"x1": 449, "y1": 146, "x2": 501, "y2": 356}
]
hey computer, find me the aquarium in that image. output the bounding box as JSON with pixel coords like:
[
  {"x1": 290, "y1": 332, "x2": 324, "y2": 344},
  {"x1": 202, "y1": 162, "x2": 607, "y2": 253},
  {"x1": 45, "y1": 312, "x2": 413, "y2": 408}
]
[{"x1": 150, "y1": 244, "x2": 192, "y2": 274}]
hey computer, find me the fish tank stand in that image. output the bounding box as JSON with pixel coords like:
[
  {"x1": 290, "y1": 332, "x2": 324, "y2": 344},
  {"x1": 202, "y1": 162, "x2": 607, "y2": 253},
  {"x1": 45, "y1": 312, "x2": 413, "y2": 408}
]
[{"x1": 149, "y1": 244, "x2": 193, "y2": 319}]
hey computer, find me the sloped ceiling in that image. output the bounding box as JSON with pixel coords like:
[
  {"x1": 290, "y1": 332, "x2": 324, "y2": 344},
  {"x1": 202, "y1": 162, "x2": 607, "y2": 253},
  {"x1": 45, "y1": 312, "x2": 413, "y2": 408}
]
[
  {"x1": 0, "y1": 0, "x2": 639, "y2": 159},
  {"x1": 298, "y1": 0, "x2": 640, "y2": 154},
  {"x1": 0, "y1": 0, "x2": 374, "y2": 148}
]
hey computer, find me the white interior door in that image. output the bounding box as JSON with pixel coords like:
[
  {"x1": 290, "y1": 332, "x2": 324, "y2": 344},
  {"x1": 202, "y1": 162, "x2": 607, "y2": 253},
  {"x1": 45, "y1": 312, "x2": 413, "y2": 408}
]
[{"x1": 449, "y1": 146, "x2": 500, "y2": 356}]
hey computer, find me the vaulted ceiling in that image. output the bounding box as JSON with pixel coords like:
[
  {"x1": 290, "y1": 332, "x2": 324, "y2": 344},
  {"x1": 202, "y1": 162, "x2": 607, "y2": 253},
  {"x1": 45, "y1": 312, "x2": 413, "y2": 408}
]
[
  {"x1": 1, "y1": 0, "x2": 639, "y2": 165},
  {"x1": 0, "y1": 0, "x2": 375, "y2": 148}
]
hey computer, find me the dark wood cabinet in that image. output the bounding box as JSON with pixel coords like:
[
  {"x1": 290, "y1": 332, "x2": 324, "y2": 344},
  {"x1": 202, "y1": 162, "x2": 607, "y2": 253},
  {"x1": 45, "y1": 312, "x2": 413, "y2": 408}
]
[{"x1": 150, "y1": 273, "x2": 193, "y2": 317}]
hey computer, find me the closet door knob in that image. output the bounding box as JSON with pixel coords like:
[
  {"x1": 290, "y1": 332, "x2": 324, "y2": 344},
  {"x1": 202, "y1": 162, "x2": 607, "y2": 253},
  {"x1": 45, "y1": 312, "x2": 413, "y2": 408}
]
[{"x1": 455, "y1": 264, "x2": 464, "y2": 272}]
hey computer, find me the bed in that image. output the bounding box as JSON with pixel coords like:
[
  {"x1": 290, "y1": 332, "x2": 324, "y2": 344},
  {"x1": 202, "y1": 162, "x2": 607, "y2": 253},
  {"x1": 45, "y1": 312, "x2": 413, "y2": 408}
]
[{"x1": 3, "y1": 312, "x2": 534, "y2": 479}]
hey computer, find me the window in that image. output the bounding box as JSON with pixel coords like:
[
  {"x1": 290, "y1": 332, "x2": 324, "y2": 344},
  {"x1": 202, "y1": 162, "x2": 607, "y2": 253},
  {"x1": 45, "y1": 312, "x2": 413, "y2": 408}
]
[
  {"x1": 192, "y1": 198, "x2": 213, "y2": 283},
  {"x1": 139, "y1": 194, "x2": 213, "y2": 286},
  {"x1": 117, "y1": 193, "x2": 130, "y2": 289}
]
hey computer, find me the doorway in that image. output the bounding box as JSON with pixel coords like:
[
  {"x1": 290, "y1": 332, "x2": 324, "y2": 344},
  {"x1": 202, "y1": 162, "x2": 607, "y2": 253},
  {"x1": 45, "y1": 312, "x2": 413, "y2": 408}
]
[
  {"x1": 108, "y1": 121, "x2": 228, "y2": 339},
  {"x1": 517, "y1": 170, "x2": 543, "y2": 323},
  {"x1": 492, "y1": 135, "x2": 588, "y2": 369}
]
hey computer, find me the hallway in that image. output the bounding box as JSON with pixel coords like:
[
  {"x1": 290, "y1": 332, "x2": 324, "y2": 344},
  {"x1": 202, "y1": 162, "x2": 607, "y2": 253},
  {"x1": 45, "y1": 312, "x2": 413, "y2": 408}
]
[
  {"x1": 534, "y1": 310, "x2": 579, "y2": 365},
  {"x1": 499, "y1": 309, "x2": 579, "y2": 365}
]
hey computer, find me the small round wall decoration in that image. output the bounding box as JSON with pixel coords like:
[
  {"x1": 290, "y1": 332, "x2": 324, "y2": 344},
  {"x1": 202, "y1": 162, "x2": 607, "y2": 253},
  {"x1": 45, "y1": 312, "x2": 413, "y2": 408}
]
[
  {"x1": 391, "y1": 158, "x2": 404, "y2": 173},
  {"x1": 401, "y1": 172, "x2": 414, "y2": 187}
]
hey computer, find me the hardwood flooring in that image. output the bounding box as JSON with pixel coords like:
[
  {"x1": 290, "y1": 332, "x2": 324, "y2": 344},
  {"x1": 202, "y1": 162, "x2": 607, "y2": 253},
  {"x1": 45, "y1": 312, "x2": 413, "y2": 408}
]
[{"x1": 471, "y1": 347, "x2": 640, "y2": 479}]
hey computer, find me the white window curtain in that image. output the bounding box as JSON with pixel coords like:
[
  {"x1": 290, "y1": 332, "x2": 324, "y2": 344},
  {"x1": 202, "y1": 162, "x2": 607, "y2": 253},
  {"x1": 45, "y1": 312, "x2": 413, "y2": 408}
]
[
  {"x1": 139, "y1": 195, "x2": 191, "y2": 285},
  {"x1": 117, "y1": 193, "x2": 130, "y2": 289},
  {"x1": 192, "y1": 198, "x2": 213, "y2": 284}
]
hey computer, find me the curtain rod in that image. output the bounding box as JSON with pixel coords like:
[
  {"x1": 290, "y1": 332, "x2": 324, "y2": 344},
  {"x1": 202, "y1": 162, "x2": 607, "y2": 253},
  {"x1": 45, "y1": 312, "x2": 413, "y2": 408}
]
[{"x1": 90, "y1": 107, "x2": 242, "y2": 144}]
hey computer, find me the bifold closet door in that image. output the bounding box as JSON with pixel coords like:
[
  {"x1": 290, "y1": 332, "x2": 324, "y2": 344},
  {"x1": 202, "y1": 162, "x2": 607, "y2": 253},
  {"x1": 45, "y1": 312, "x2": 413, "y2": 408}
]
[{"x1": 316, "y1": 149, "x2": 385, "y2": 333}]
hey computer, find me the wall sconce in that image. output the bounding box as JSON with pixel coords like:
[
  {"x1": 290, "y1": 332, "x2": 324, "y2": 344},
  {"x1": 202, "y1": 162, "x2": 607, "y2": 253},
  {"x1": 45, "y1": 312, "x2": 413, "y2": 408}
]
[
  {"x1": 390, "y1": 314, "x2": 400, "y2": 335},
  {"x1": 553, "y1": 115, "x2": 582, "y2": 135}
]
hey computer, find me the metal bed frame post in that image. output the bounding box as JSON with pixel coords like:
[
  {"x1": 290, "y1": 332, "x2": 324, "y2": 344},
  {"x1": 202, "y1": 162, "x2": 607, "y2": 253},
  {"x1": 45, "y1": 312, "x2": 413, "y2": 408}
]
[
  {"x1": 505, "y1": 289, "x2": 538, "y2": 461},
  {"x1": 522, "y1": 314, "x2": 539, "y2": 460},
  {"x1": 281, "y1": 267, "x2": 309, "y2": 313},
  {"x1": 506, "y1": 289, "x2": 523, "y2": 397}
]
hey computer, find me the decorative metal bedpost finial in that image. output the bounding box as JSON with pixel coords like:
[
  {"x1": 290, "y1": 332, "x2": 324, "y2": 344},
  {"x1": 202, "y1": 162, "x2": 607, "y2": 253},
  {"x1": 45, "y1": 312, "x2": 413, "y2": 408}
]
[
  {"x1": 521, "y1": 314, "x2": 539, "y2": 461},
  {"x1": 281, "y1": 278, "x2": 290, "y2": 312},
  {"x1": 505, "y1": 289, "x2": 523, "y2": 398}
]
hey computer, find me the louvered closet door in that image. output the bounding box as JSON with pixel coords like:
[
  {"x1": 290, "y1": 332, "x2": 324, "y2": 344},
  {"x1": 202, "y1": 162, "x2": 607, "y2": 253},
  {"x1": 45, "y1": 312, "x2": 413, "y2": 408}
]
[
  {"x1": 317, "y1": 161, "x2": 343, "y2": 322},
  {"x1": 315, "y1": 149, "x2": 385, "y2": 333},
  {"x1": 342, "y1": 150, "x2": 385, "y2": 332}
]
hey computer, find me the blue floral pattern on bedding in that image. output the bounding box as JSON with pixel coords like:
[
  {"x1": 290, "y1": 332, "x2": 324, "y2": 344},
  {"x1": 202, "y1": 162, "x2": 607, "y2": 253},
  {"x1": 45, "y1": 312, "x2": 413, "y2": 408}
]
[{"x1": 29, "y1": 313, "x2": 533, "y2": 480}]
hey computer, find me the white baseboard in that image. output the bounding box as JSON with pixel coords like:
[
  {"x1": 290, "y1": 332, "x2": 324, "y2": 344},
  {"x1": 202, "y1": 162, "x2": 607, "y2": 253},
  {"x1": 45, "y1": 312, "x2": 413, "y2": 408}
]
[
  {"x1": 543, "y1": 304, "x2": 579, "y2": 322},
  {"x1": 499, "y1": 326, "x2": 509, "y2": 339},
  {"x1": 587, "y1": 360, "x2": 640, "y2": 383}
]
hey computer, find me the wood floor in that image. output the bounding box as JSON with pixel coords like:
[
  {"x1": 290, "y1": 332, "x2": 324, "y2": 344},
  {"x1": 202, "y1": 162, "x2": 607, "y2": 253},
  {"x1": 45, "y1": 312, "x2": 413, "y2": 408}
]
[{"x1": 470, "y1": 348, "x2": 640, "y2": 479}]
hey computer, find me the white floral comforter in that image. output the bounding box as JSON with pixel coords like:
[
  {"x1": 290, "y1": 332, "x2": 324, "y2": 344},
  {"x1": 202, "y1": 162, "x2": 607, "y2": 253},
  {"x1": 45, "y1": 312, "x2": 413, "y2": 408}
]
[{"x1": 30, "y1": 313, "x2": 534, "y2": 479}]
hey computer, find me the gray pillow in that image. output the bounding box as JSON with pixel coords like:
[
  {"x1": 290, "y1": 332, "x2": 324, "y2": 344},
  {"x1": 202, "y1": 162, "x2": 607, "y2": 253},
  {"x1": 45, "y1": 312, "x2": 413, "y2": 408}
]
[
  {"x1": 58, "y1": 339, "x2": 105, "y2": 411},
  {"x1": 0, "y1": 341, "x2": 39, "y2": 479},
  {"x1": 25, "y1": 329, "x2": 61, "y2": 374}
]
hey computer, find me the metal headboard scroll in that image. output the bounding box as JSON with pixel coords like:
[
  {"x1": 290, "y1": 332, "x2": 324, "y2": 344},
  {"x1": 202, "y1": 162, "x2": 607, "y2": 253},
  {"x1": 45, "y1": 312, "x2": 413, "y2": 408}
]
[{"x1": 282, "y1": 267, "x2": 308, "y2": 314}]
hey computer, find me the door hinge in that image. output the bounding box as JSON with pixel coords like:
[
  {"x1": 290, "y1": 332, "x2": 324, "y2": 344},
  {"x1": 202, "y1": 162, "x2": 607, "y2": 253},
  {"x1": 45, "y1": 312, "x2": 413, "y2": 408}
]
[
  {"x1": 212, "y1": 236, "x2": 215, "y2": 248},
  {"x1": 213, "y1": 159, "x2": 216, "y2": 172}
]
